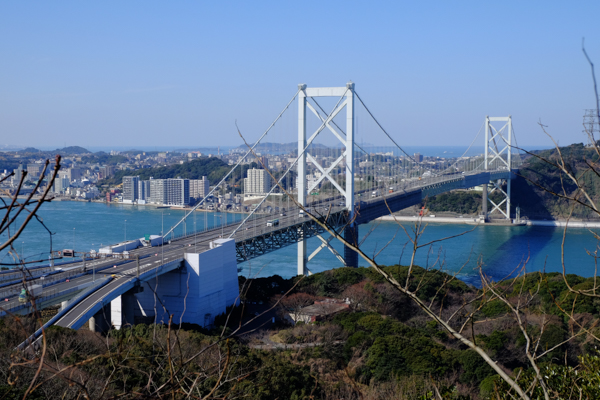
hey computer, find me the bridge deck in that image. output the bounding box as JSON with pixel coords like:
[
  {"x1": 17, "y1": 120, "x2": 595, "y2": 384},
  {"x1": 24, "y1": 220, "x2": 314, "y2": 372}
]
[
  {"x1": 232, "y1": 170, "x2": 512, "y2": 262},
  {"x1": 12, "y1": 169, "x2": 512, "y2": 343}
]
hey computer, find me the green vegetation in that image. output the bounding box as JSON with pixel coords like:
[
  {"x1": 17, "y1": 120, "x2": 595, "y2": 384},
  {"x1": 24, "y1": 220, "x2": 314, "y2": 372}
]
[
  {"x1": 98, "y1": 157, "x2": 296, "y2": 193},
  {"x1": 423, "y1": 191, "x2": 483, "y2": 214},
  {"x1": 246, "y1": 267, "x2": 600, "y2": 399},
  {"x1": 81, "y1": 152, "x2": 129, "y2": 166},
  {"x1": 422, "y1": 190, "x2": 505, "y2": 215},
  {"x1": 0, "y1": 153, "x2": 20, "y2": 172},
  {"x1": 98, "y1": 157, "x2": 240, "y2": 187},
  {"x1": 422, "y1": 143, "x2": 600, "y2": 219},
  {"x1": 510, "y1": 143, "x2": 600, "y2": 218},
  {"x1": 52, "y1": 146, "x2": 90, "y2": 155},
  {"x1": 2, "y1": 266, "x2": 599, "y2": 398}
]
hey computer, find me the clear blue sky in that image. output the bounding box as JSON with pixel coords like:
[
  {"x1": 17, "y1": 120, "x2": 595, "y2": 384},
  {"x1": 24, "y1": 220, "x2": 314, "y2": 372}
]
[{"x1": 1, "y1": 1, "x2": 599, "y2": 149}]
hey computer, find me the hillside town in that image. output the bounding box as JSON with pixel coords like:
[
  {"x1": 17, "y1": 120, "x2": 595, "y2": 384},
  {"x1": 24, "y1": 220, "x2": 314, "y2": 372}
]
[{"x1": 0, "y1": 145, "x2": 481, "y2": 210}]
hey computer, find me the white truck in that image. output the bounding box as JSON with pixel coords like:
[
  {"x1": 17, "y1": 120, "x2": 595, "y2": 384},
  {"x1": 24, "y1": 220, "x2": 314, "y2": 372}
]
[{"x1": 18, "y1": 284, "x2": 43, "y2": 303}]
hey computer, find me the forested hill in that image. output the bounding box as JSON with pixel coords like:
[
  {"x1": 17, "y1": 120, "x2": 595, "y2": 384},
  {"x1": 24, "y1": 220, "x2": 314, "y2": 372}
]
[
  {"x1": 98, "y1": 157, "x2": 259, "y2": 187},
  {"x1": 509, "y1": 143, "x2": 600, "y2": 218},
  {"x1": 5, "y1": 265, "x2": 597, "y2": 398},
  {"x1": 53, "y1": 146, "x2": 90, "y2": 155},
  {"x1": 426, "y1": 143, "x2": 600, "y2": 219}
]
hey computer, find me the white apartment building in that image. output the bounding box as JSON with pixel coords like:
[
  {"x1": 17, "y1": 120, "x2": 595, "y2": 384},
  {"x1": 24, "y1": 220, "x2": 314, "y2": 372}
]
[
  {"x1": 150, "y1": 179, "x2": 167, "y2": 205},
  {"x1": 244, "y1": 168, "x2": 271, "y2": 195},
  {"x1": 53, "y1": 177, "x2": 70, "y2": 194},
  {"x1": 138, "y1": 180, "x2": 151, "y2": 201},
  {"x1": 190, "y1": 176, "x2": 209, "y2": 200},
  {"x1": 122, "y1": 176, "x2": 139, "y2": 203},
  {"x1": 166, "y1": 179, "x2": 190, "y2": 206}
]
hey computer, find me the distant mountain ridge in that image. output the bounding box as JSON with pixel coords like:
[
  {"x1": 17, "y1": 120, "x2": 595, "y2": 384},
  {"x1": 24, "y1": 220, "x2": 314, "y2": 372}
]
[{"x1": 54, "y1": 146, "x2": 90, "y2": 155}]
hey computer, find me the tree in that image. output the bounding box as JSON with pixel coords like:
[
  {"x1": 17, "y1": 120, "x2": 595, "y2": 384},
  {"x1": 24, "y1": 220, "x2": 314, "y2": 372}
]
[{"x1": 279, "y1": 292, "x2": 317, "y2": 321}]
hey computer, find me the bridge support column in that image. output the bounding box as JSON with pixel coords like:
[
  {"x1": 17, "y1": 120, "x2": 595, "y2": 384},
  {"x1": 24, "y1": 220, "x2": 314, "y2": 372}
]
[
  {"x1": 298, "y1": 233, "x2": 308, "y2": 275},
  {"x1": 343, "y1": 224, "x2": 359, "y2": 268},
  {"x1": 297, "y1": 84, "x2": 308, "y2": 276},
  {"x1": 135, "y1": 239, "x2": 240, "y2": 328},
  {"x1": 484, "y1": 116, "x2": 514, "y2": 220},
  {"x1": 111, "y1": 292, "x2": 138, "y2": 330},
  {"x1": 481, "y1": 184, "x2": 488, "y2": 221},
  {"x1": 295, "y1": 82, "x2": 356, "y2": 274},
  {"x1": 89, "y1": 306, "x2": 111, "y2": 334}
]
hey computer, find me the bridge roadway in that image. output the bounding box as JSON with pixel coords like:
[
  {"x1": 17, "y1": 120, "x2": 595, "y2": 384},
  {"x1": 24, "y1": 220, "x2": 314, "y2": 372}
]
[
  {"x1": 5, "y1": 169, "x2": 511, "y2": 330},
  {"x1": 53, "y1": 210, "x2": 324, "y2": 329},
  {"x1": 232, "y1": 170, "x2": 512, "y2": 261},
  {"x1": 3, "y1": 206, "x2": 323, "y2": 324}
]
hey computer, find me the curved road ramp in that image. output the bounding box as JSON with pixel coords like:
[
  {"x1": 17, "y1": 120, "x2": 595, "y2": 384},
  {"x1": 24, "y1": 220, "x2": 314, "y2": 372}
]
[{"x1": 18, "y1": 239, "x2": 239, "y2": 350}]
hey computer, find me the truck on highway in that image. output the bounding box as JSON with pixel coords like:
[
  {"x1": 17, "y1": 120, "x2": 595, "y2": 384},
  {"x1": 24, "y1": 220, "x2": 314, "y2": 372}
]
[
  {"x1": 62, "y1": 249, "x2": 75, "y2": 257},
  {"x1": 18, "y1": 285, "x2": 43, "y2": 303}
]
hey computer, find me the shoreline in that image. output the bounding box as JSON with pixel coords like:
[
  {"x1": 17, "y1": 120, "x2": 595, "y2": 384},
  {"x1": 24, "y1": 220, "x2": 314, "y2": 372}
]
[
  {"x1": 19, "y1": 195, "x2": 600, "y2": 228},
  {"x1": 376, "y1": 215, "x2": 600, "y2": 228}
]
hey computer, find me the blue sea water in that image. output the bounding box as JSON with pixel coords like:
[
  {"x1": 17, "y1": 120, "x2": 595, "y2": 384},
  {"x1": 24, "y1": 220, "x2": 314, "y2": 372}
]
[
  {"x1": 1, "y1": 201, "x2": 597, "y2": 286},
  {"x1": 240, "y1": 220, "x2": 599, "y2": 286}
]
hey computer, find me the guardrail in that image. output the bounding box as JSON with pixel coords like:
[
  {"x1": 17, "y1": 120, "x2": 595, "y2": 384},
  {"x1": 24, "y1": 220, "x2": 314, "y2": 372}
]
[
  {"x1": 1, "y1": 284, "x2": 83, "y2": 317},
  {"x1": 0, "y1": 268, "x2": 85, "y2": 299},
  {"x1": 0, "y1": 254, "x2": 149, "y2": 302},
  {"x1": 17, "y1": 277, "x2": 113, "y2": 350}
]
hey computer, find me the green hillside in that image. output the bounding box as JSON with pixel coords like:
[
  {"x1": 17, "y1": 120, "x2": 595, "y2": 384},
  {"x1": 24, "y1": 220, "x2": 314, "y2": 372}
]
[
  {"x1": 99, "y1": 157, "x2": 237, "y2": 186},
  {"x1": 425, "y1": 143, "x2": 600, "y2": 220}
]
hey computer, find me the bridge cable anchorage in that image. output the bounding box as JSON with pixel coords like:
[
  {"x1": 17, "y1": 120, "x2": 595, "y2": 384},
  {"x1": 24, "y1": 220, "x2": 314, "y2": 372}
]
[
  {"x1": 162, "y1": 88, "x2": 302, "y2": 239},
  {"x1": 228, "y1": 88, "x2": 350, "y2": 239}
]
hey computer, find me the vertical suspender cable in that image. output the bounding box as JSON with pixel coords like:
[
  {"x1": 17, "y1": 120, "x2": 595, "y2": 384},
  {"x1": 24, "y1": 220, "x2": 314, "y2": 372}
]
[{"x1": 163, "y1": 89, "x2": 301, "y2": 238}]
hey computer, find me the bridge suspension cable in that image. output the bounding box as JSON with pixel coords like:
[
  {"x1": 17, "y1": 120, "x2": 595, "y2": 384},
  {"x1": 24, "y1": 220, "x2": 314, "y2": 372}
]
[
  {"x1": 354, "y1": 91, "x2": 500, "y2": 181},
  {"x1": 162, "y1": 88, "x2": 302, "y2": 238},
  {"x1": 437, "y1": 120, "x2": 486, "y2": 175},
  {"x1": 354, "y1": 90, "x2": 418, "y2": 164},
  {"x1": 510, "y1": 125, "x2": 523, "y2": 168},
  {"x1": 228, "y1": 88, "x2": 350, "y2": 239}
]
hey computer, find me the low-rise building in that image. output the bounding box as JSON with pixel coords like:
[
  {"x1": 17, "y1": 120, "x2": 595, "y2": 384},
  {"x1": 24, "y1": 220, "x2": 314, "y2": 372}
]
[{"x1": 287, "y1": 299, "x2": 350, "y2": 324}]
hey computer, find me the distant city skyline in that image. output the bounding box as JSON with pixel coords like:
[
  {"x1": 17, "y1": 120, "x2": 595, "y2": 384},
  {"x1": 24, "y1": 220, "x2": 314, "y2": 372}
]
[{"x1": 1, "y1": 2, "x2": 599, "y2": 148}]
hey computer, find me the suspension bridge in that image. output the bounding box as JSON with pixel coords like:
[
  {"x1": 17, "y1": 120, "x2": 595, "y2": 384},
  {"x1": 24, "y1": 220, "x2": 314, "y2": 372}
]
[{"x1": 4, "y1": 82, "x2": 521, "y2": 338}]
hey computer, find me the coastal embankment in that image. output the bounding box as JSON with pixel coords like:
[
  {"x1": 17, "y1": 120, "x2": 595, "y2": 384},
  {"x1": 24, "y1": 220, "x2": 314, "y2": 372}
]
[{"x1": 376, "y1": 215, "x2": 600, "y2": 228}]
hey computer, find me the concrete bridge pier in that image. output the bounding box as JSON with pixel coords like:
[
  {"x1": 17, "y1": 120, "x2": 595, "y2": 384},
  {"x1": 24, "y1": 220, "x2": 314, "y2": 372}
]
[
  {"x1": 133, "y1": 239, "x2": 240, "y2": 328},
  {"x1": 71, "y1": 239, "x2": 239, "y2": 333},
  {"x1": 343, "y1": 224, "x2": 359, "y2": 268},
  {"x1": 111, "y1": 287, "x2": 144, "y2": 330},
  {"x1": 89, "y1": 305, "x2": 111, "y2": 333},
  {"x1": 481, "y1": 184, "x2": 488, "y2": 221}
]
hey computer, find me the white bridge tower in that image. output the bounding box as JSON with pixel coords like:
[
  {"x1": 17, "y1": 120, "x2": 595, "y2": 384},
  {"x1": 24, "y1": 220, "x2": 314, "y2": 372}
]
[
  {"x1": 482, "y1": 116, "x2": 513, "y2": 220},
  {"x1": 297, "y1": 82, "x2": 356, "y2": 275}
]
